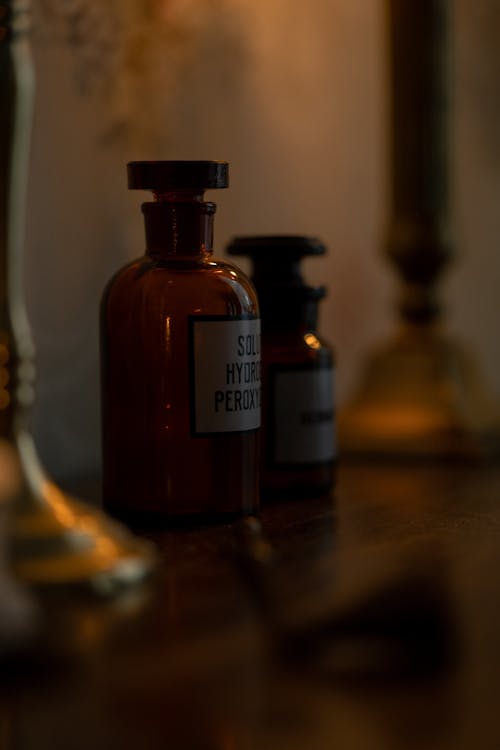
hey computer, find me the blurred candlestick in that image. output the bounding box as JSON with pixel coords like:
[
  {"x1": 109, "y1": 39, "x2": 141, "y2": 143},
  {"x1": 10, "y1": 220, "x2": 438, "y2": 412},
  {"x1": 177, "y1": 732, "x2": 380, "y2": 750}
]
[{"x1": 339, "y1": 0, "x2": 500, "y2": 459}]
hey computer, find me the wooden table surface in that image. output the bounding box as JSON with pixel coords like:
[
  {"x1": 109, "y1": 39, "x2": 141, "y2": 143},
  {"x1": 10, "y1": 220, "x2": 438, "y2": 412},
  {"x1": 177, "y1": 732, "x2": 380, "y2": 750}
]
[{"x1": 2, "y1": 461, "x2": 500, "y2": 749}]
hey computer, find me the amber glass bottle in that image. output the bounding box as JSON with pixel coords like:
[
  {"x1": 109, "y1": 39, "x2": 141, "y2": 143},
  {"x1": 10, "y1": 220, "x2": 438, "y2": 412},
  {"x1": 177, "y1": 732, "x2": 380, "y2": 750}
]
[
  {"x1": 228, "y1": 236, "x2": 335, "y2": 498},
  {"x1": 101, "y1": 162, "x2": 260, "y2": 524}
]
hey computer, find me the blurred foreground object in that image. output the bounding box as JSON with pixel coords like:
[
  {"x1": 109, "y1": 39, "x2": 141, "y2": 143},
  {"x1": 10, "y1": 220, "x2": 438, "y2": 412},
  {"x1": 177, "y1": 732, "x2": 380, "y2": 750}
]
[
  {"x1": 0, "y1": 0, "x2": 154, "y2": 592},
  {"x1": 235, "y1": 517, "x2": 456, "y2": 680},
  {"x1": 339, "y1": 0, "x2": 500, "y2": 459}
]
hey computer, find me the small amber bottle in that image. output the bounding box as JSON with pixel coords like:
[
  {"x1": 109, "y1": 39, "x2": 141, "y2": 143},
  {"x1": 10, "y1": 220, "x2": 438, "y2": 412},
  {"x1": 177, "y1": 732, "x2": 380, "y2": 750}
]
[
  {"x1": 227, "y1": 236, "x2": 335, "y2": 498},
  {"x1": 101, "y1": 161, "x2": 260, "y2": 524}
]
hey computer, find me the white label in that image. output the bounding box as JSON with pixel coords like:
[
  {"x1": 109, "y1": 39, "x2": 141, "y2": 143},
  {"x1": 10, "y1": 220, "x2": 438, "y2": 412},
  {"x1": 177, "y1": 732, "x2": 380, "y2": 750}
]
[
  {"x1": 190, "y1": 317, "x2": 261, "y2": 434},
  {"x1": 273, "y1": 366, "x2": 335, "y2": 464}
]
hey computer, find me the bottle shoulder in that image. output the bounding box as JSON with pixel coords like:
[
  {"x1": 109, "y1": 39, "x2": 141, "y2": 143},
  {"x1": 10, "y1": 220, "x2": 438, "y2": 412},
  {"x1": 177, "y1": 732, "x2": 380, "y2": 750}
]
[
  {"x1": 103, "y1": 254, "x2": 253, "y2": 284},
  {"x1": 101, "y1": 258, "x2": 143, "y2": 305},
  {"x1": 101, "y1": 255, "x2": 259, "y2": 316}
]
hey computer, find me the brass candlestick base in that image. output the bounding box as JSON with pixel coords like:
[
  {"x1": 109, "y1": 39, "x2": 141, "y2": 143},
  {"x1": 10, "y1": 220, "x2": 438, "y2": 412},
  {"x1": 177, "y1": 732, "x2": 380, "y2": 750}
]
[
  {"x1": 10, "y1": 431, "x2": 155, "y2": 592},
  {"x1": 0, "y1": 440, "x2": 38, "y2": 653},
  {"x1": 339, "y1": 325, "x2": 500, "y2": 460}
]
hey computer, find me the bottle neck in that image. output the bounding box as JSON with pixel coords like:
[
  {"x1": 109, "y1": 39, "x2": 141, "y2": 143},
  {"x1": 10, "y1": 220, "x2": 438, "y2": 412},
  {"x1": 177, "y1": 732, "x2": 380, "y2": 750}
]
[
  {"x1": 142, "y1": 199, "x2": 215, "y2": 259},
  {"x1": 260, "y1": 295, "x2": 320, "y2": 334}
]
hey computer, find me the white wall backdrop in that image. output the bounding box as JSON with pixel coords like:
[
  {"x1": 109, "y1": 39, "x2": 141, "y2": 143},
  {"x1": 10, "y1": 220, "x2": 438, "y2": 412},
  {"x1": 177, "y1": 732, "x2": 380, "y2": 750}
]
[{"x1": 24, "y1": 0, "x2": 500, "y2": 480}]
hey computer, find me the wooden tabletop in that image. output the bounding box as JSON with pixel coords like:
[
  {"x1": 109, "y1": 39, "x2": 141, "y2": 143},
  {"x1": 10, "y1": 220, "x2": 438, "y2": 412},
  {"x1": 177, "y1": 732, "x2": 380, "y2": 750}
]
[{"x1": 2, "y1": 461, "x2": 500, "y2": 749}]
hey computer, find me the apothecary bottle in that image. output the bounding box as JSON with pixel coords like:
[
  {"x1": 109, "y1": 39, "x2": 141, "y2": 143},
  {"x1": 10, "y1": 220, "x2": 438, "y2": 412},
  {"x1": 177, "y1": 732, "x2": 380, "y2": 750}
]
[
  {"x1": 228, "y1": 236, "x2": 335, "y2": 498},
  {"x1": 100, "y1": 161, "x2": 260, "y2": 524}
]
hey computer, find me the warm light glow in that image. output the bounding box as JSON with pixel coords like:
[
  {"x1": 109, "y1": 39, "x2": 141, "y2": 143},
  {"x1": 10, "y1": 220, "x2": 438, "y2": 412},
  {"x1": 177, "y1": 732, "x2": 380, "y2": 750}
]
[
  {"x1": 304, "y1": 333, "x2": 321, "y2": 350},
  {"x1": 346, "y1": 405, "x2": 457, "y2": 437},
  {"x1": 41, "y1": 480, "x2": 78, "y2": 528},
  {"x1": 165, "y1": 315, "x2": 172, "y2": 350}
]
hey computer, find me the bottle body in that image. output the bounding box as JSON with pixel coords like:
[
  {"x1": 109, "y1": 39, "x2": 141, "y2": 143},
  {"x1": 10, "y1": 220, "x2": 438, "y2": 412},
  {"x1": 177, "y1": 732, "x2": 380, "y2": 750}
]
[
  {"x1": 227, "y1": 235, "x2": 336, "y2": 499},
  {"x1": 101, "y1": 254, "x2": 260, "y2": 523},
  {"x1": 261, "y1": 326, "x2": 335, "y2": 498},
  {"x1": 101, "y1": 162, "x2": 260, "y2": 523}
]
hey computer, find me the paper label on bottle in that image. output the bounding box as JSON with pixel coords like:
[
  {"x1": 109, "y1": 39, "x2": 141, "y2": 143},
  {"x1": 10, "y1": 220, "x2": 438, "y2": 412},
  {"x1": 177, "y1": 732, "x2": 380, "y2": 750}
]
[
  {"x1": 271, "y1": 365, "x2": 335, "y2": 465},
  {"x1": 190, "y1": 316, "x2": 261, "y2": 435}
]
